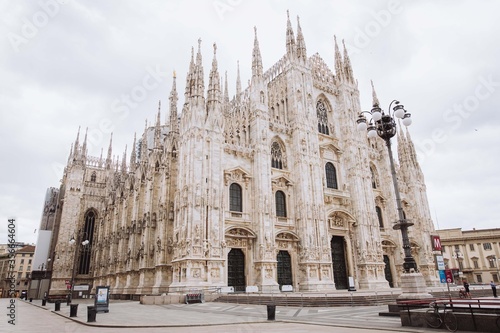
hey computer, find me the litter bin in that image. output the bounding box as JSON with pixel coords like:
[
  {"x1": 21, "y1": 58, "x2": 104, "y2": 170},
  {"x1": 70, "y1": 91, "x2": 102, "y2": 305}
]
[
  {"x1": 42, "y1": 298, "x2": 47, "y2": 306},
  {"x1": 55, "y1": 301, "x2": 61, "y2": 311},
  {"x1": 29, "y1": 298, "x2": 33, "y2": 302},
  {"x1": 70, "y1": 304, "x2": 79, "y2": 317},
  {"x1": 267, "y1": 304, "x2": 276, "y2": 321},
  {"x1": 87, "y1": 306, "x2": 97, "y2": 323}
]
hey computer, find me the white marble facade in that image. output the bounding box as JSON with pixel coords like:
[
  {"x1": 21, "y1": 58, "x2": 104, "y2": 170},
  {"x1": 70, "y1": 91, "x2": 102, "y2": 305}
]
[{"x1": 49, "y1": 14, "x2": 439, "y2": 298}]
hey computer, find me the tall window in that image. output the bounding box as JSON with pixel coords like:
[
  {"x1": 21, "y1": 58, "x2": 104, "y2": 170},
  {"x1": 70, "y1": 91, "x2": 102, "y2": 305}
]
[
  {"x1": 229, "y1": 183, "x2": 242, "y2": 212},
  {"x1": 489, "y1": 258, "x2": 496, "y2": 268},
  {"x1": 275, "y1": 191, "x2": 287, "y2": 217},
  {"x1": 476, "y1": 274, "x2": 483, "y2": 283},
  {"x1": 473, "y1": 259, "x2": 479, "y2": 269},
  {"x1": 469, "y1": 243, "x2": 475, "y2": 251},
  {"x1": 376, "y1": 206, "x2": 384, "y2": 229},
  {"x1": 483, "y1": 243, "x2": 492, "y2": 250},
  {"x1": 78, "y1": 210, "x2": 96, "y2": 275},
  {"x1": 325, "y1": 162, "x2": 338, "y2": 189},
  {"x1": 370, "y1": 167, "x2": 378, "y2": 189},
  {"x1": 271, "y1": 142, "x2": 285, "y2": 169},
  {"x1": 316, "y1": 100, "x2": 330, "y2": 135},
  {"x1": 90, "y1": 172, "x2": 96, "y2": 182}
]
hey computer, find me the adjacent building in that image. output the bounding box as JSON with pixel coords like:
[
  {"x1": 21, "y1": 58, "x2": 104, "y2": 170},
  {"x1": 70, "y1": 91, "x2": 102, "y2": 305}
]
[
  {"x1": 437, "y1": 228, "x2": 500, "y2": 284},
  {"x1": 0, "y1": 245, "x2": 35, "y2": 298},
  {"x1": 46, "y1": 13, "x2": 440, "y2": 299}
]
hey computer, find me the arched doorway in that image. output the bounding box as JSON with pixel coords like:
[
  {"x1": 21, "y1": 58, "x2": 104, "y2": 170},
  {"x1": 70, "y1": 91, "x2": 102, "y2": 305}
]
[
  {"x1": 228, "y1": 248, "x2": 246, "y2": 292},
  {"x1": 331, "y1": 236, "x2": 348, "y2": 289},
  {"x1": 277, "y1": 250, "x2": 292, "y2": 288},
  {"x1": 383, "y1": 255, "x2": 394, "y2": 287}
]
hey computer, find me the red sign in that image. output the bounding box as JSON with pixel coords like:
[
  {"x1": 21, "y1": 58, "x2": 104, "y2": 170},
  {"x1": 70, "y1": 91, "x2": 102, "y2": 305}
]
[
  {"x1": 445, "y1": 269, "x2": 453, "y2": 283},
  {"x1": 67, "y1": 284, "x2": 71, "y2": 290},
  {"x1": 431, "y1": 235, "x2": 442, "y2": 251}
]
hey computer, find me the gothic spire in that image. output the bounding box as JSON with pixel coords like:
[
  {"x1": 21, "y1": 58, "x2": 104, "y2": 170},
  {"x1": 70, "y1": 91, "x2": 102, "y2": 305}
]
[
  {"x1": 334, "y1": 36, "x2": 344, "y2": 81},
  {"x1": 252, "y1": 27, "x2": 263, "y2": 78},
  {"x1": 81, "y1": 127, "x2": 88, "y2": 158},
  {"x1": 285, "y1": 10, "x2": 296, "y2": 58},
  {"x1": 129, "y1": 133, "x2": 136, "y2": 172},
  {"x1": 193, "y1": 38, "x2": 205, "y2": 98},
  {"x1": 371, "y1": 80, "x2": 380, "y2": 107},
  {"x1": 296, "y1": 15, "x2": 307, "y2": 61},
  {"x1": 236, "y1": 60, "x2": 242, "y2": 102},
  {"x1": 207, "y1": 43, "x2": 221, "y2": 105},
  {"x1": 154, "y1": 100, "x2": 161, "y2": 147},
  {"x1": 106, "y1": 133, "x2": 113, "y2": 169},
  {"x1": 184, "y1": 46, "x2": 195, "y2": 98},
  {"x1": 224, "y1": 71, "x2": 229, "y2": 104},
  {"x1": 342, "y1": 39, "x2": 354, "y2": 82},
  {"x1": 73, "y1": 126, "x2": 81, "y2": 159},
  {"x1": 121, "y1": 145, "x2": 127, "y2": 173},
  {"x1": 169, "y1": 72, "x2": 179, "y2": 134}
]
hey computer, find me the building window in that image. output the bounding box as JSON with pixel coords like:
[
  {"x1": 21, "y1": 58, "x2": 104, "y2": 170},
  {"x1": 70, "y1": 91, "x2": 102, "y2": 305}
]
[
  {"x1": 473, "y1": 259, "x2": 479, "y2": 269},
  {"x1": 476, "y1": 274, "x2": 483, "y2": 283},
  {"x1": 483, "y1": 243, "x2": 492, "y2": 250},
  {"x1": 489, "y1": 258, "x2": 496, "y2": 268},
  {"x1": 454, "y1": 245, "x2": 460, "y2": 251},
  {"x1": 493, "y1": 274, "x2": 499, "y2": 283},
  {"x1": 316, "y1": 100, "x2": 330, "y2": 135},
  {"x1": 91, "y1": 171, "x2": 97, "y2": 182},
  {"x1": 370, "y1": 166, "x2": 378, "y2": 189},
  {"x1": 469, "y1": 243, "x2": 475, "y2": 251},
  {"x1": 19, "y1": 266, "x2": 23, "y2": 271},
  {"x1": 20, "y1": 259, "x2": 24, "y2": 264},
  {"x1": 325, "y1": 162, "x2": 338, "y2": 189},
  {"x1": 78, "y1": 210, "x2": 96, "y2": 275},
  {"x1": 27, "y1": 266, "x2": 31, "y2": 271},
  {"x1": 28, "y1": 259, "x2": 32, "y2": 264},
  {"x1": 275, "y1": 191, "x2": 287, "y2": 217},
  {"x1": 442, "y1": 246, "x2": 446, "y2": 253},
  {"x1": 271, "y1": 142, "x2": 285, "y2": 169},
  {"x1": 376, "y1": 206, "x2": 384, "y2": 229},
  {"x1": 229, "y1": 183, "x2": 242, "y2": 212}
]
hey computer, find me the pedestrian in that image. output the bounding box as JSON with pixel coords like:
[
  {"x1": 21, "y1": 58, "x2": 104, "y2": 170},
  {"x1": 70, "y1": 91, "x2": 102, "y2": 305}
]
[
  {"x1": 491, "y1": 281, "x2": 498, "y2": 298},
  {"x1": 463, "y1": 280, "x2": 471, "y2": 298}
]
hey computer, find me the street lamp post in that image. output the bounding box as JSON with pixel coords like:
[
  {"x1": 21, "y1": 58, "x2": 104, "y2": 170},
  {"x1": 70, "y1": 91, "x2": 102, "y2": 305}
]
[
  {"x1": 357, "y1": 95, "x2": 431, "y2": 299},
  {"x1": 68, "y1": 233, "x2": 89, "y2": 305}
]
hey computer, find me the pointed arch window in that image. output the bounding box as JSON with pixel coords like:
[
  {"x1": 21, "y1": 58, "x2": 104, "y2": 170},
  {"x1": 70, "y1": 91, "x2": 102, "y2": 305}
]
[
  {"x1": 325, "y1": 162, "x2": 338, "y2": 189},
  {"x1": 370, "y1": 166, "x2": 378, "y2": 189},
  {"x1": 90, "y1": 172, "x2": 96, "y2": 182},
  {"x1": 275, "y1": 191, "x2": 287, "y2": 217},
  {"x1": 316, "y1": 100, "x2": 330, "y2": 135},
  {"x1": 229, "y1": 183, "x2": 242, "y2": 212},
  {"x1": 271, "y1": 142, "x2": 285, "y2": 169},
  {"x1": 78, "y1": 210, "x2": 96, "y2": 275},
  {"x1": 376, "y1": 206, "x2": 384, "y2": 229}
]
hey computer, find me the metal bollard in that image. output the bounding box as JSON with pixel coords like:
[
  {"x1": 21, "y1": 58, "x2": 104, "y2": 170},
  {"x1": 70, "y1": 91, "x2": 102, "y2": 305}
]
[
  {"x1": 87, "y1": 306, "x2": 97, "y2": 323},
  {"x1": 70, "y1": 304, "x2": 79, "y2": 317},
  {"x1": 267, "y1": 304, "x2": 276, "y2": 321},
  {"x1": 42, "y1": 299, "x2": 47, "y2": 306},
  {"x1": 55, "y1": 301, "x2": 61, "y2": 311}
]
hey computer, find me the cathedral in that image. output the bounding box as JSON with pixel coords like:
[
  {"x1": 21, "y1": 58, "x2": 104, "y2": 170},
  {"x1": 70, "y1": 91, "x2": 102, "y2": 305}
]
[{"x1": 48, "y1": 13, "x2": 439, "y2": 299}]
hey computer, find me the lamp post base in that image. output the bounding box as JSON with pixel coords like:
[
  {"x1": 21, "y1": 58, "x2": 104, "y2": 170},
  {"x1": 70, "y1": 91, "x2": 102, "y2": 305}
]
[{"x1": 397, "y1": 272, "x2": 433, "y2": 300}]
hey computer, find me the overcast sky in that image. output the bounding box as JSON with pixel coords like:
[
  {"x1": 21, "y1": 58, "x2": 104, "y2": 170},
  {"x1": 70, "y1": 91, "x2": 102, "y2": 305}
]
[{"x1": 1, "y1": 0, "x2": 499, "y2": 245}]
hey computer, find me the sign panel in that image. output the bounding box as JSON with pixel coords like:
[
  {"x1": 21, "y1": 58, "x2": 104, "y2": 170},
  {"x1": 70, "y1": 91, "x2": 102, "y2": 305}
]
[
  {"x1": 431, "y1": 235, "x2": 442, "y2": 251},
  {"x1": 74, "y1": 285, "x2": 89, "y2": 291},
  {"x1": 435, "y1": 255, "x2": 445, "y2": 270},
  {"x1": 438, "y1": 270, "x2": 447, "y2": 283},
  {"x1": 94, "y1": 286, "x2": 110, "y2": 313},
  {"x1": 445, "y1": 269, "x2": 454, "y2": 283}
]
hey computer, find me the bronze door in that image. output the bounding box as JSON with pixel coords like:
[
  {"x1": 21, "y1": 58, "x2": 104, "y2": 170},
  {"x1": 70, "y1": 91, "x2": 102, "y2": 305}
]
[
  {"x1": 331, "y1": 236, "x2": 348, "y2": 289},
  {"x1": 383, "y1": 255, "x2": 394, "y2": 287},
  {"x1": 277, "y1": 250, "x2": 292, "y2": 288},
  {"x1": 228, "y1": 248, "x2": 246, "y2": 292}
]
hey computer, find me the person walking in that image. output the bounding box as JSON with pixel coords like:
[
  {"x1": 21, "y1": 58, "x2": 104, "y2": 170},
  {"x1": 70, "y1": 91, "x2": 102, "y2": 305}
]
[
  {"x1": 463, "y1": 280, "x2": 471, "y2": 298},
  {"x1": 491, "y1": 281, "x2": 498, "y2": 298}
]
